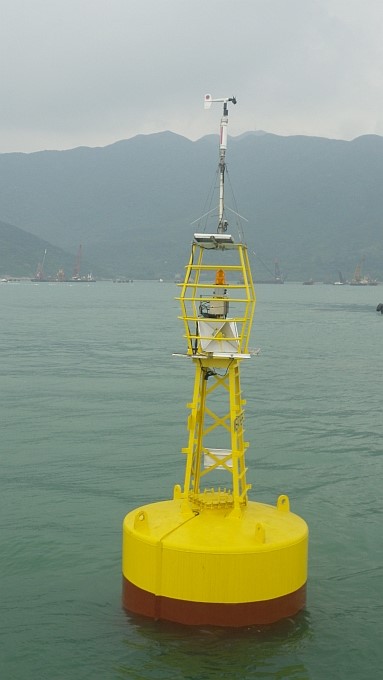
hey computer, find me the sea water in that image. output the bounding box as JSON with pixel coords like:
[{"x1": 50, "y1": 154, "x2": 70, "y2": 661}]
[{"x1": 1, "y1": 280, "x2": 381, "y2": 679}]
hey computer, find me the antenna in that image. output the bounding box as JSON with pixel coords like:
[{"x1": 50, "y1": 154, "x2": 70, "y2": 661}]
[{"x1": 204, "y1": 94, "x2": 237, "y2": 233}]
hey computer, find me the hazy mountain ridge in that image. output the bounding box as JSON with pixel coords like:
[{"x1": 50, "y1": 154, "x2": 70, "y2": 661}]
[
  {"x1": 0, "y1": 219, "x2": 74, "y2": 278},
  {"x1": 0, "y1": 218, "x2": 104, "y2": 279},
  {"x1": 1, "y1": 132, "x2": 383, "y2": 280}
]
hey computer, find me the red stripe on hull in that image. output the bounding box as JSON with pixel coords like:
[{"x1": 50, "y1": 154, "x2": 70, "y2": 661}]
[{"x1": 122, "y1": 577, "x2": 306, "y2": 627}]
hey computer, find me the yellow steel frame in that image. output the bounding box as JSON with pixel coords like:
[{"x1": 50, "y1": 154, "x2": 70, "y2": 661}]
[
  {"x1": 177, "y1": 242, "x2": 255, "y2": 356},
  {"x1": 181, "y1": 358, "x2": 251, "y2": 514},
  {"x1": 177, "y1": 240, "x2": 256, "y2": 514}
]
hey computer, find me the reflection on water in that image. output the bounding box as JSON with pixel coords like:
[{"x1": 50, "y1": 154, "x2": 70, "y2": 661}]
[{"x1": 117, "y1": 610, "x2": 312, "y2": 679}]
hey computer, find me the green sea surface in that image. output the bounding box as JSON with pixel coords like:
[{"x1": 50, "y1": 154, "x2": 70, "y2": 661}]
[{"x1": 1, "y1": 280, "x2": 381, "y2": 679}]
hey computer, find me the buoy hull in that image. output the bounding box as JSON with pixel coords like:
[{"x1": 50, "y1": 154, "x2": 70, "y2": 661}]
[
  {"x1": 122, "y1": 499, "x2": 308, "y2": 627},
  {"x1": 122, "y1": 576, "x2": 306, "y2": 627}
]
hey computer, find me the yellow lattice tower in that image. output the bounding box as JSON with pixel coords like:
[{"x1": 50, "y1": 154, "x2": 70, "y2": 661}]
[{"x1": 176, "y1": 236, "x2": 255, "y2": 516}]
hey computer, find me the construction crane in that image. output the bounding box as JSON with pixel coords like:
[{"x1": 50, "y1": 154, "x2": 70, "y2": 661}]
[
  {"x1": 73, "y1": 244, "x2": 82, "y2": 280},
  {"x1": 32, "y1": 249, "x2": 47, "y2": 281}
]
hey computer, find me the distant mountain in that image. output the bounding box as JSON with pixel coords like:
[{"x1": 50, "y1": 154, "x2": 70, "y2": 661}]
[
  {"x1": 0, "y1": 131, "x2": 383, "y2": 281},
  {"x1": 0, "y1": 219, "x2": 82, "y2": 278}
]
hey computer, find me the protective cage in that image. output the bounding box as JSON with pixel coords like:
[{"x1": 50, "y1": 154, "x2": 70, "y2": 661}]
[
  {"x1": 176, "y1": 236, "x2": 256, "y2": 358},
  {"x1": 174, "y1": 234, "x2": 257, "y2": 513}
]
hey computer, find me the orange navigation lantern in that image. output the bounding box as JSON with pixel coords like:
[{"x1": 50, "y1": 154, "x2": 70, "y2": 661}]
[{"x1": 215, "y1": 269, "x2": 226, "y2": 286}]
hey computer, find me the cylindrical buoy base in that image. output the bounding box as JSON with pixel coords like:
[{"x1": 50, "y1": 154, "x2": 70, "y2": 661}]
[{"x1": 122, "y1": 496, "x2": 308, "y2": 627}]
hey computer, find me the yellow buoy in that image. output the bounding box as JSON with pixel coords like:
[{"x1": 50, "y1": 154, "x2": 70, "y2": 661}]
[
  {"x1": 122, "y1": 494, "x2": 307, "y2": 626},
  {"x1": 122, "y1": 95, "x2": 308, "y2": 626}
]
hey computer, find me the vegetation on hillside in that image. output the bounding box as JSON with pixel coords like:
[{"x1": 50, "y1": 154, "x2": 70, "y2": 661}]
[{"x1": 1, "y1": 132, "x2": 382, "y2": 281}]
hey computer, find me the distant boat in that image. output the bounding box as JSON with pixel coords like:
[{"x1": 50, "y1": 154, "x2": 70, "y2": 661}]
[
  {"x1": 333, "y1": 271, "x2": 347, "y2": 285},
  {"x1": 350, "y1": 277, "x2": 377, "y2": 286},
  {"x1": 71, "y1": 273, "x2": 96, "y2": 283},
  {"x1": 303, "y1": 279, "x2": 314, "y2": 285}
]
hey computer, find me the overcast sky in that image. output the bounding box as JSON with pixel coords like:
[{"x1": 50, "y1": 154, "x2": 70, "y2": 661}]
[{"x1": 1, "y1": 0, "x2": 382, "y2": 153}]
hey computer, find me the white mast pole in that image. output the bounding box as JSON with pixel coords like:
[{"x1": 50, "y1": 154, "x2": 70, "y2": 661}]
[{"x1": 204, "y1": 94, "x2": 237, "y2": 233}]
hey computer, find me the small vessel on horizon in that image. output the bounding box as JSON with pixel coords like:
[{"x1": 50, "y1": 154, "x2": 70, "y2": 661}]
[{"x1": 333, "y1": 271, "x2": 347, "y2": 285}]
